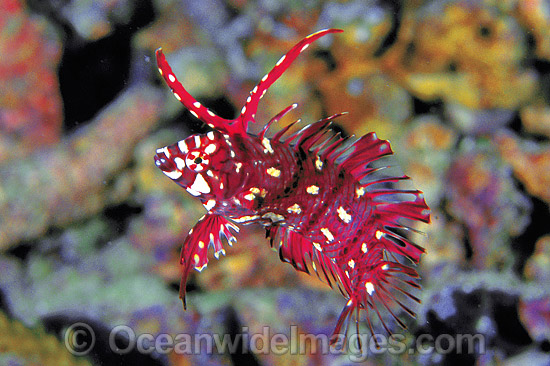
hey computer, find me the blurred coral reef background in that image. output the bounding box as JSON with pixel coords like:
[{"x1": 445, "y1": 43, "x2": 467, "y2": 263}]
[{"x1": 1, "y1": 0, "x2": 550, "y2": 365}]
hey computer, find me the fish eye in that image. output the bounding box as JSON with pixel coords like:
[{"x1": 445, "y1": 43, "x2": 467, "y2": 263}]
[{"x1": 185, "y1": 151, "x2": 209, "y2": 172}]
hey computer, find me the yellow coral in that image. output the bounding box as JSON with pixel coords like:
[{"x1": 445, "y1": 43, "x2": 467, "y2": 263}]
[{"x1": 0, "y1": 311, "x2": 92, "y2": 366}]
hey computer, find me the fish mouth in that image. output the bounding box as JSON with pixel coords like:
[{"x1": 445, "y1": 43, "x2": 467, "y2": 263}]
[{"x1": 154, "y1": 149, "x2": 177, "y2": 173}]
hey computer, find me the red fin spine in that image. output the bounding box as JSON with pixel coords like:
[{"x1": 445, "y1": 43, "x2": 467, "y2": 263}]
[
  {"x1": 155, "y1": 49, "x2": 244, "y2": 135},
  {"x1": 178, "y1": 214, "x2": 239, "y2": 309},
  {"x1": 239, "y1": 29, "x2": 343, "y2": 128},
  {"x1": 268, "y1": 226, "x2": 351, "y2": 298},
  {"x1": 259, "y1": 103, "x2": 298, "y2": 140},
  {"x1": 156, "y1": 29, "x2": 342, "y2": 136}
]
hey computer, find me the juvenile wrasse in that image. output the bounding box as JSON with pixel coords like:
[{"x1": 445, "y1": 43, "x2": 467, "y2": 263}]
[{"x1": 154, "y1": 29, "x2": 430, "y2": 346}]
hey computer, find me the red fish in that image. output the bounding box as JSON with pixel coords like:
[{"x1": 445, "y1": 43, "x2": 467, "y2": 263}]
[{"x1": 154, "y1": 29, "x2": 430, "y2": 346}]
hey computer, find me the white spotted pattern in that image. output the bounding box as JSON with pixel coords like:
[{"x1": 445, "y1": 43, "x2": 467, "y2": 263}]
[
  {"x1": 287, "y1": 203, "x2": 302, "y2": 214},
  {"x1": 365, "y1": 282, "x2": 375, "y2": 295},
  {"x1": 163, "y1": 170, "x2": 182, "y2": 180},
  {"x1": 204, "y1": 144, "x2": 217, "y2": 154},
  {"x1": 174, "y1": 157, "x2": 186, "y2": 170},
  {"x1": 306, "y1": 185, "x2": 319, "y2": 195},
  {"x1": 321, "y1": 228, "x2": 334, "y2": 242},
  {"x1": 262, "y1": 138, "x2": 274, "y2": 154},
  {"x1": 190, "y1": 173, "x2": 210, "y2": 194},
  {"x1": 178, "y1": 140, "x2": 188, "y2": 153},
  {"x1": 204, "y1": 199, "x2": 216, "y2": 211},
  {"x1": 267, "y1": 167, "x2": 281, "y2": 177},
  {"x1": 337, "y1": 206, "x2": 352, "y2": 223}
]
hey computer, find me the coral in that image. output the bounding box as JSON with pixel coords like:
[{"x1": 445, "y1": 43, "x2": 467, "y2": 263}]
[
  {"x1": 445, "y1": 140, "x2": 531, "y2": 269},
  {"x1": 520, "y1": 105, "x2": 550, "y2": 139},
  {"x1": 0, "y1": 85, "x2": 164, "y2": 251},
  {"x1": 57, "y1": 0, "x2": 135, "y2": 41},
  {"x1": 524, "y1": 235, "x2": 550, "y2": 283},
  {"x1": 519, "y1": 296, "x2": 550, "y2": 343},
  {"x1": 496, "y1": 131, "x2": 550, "y2": 203},
  {"x1": 0, "y1": 310, "x2": 92, "y2": 366},
  {"x1": 399, "y1": 1, "x2": 536, "y2": 110},
  {"x1": 0, "y1": 0, "x2": 63, "y2": 159}
]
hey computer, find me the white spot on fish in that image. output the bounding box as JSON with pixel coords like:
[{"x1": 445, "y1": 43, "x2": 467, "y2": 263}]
[
  {"x1": 163, "y1": 170, "x2": 182, "y2": 179},
  {"x1": 156, "y1": 146, "x2": 170, "y2": 158},
  {"x1": 207, "y1": 131, "x2": 215, "y2": 140},
  {"x1": 174, "y1": 157, "x2": 186, "y2": 170},
  {"x1": 315, "y1": 156, "x2": 323, "y2": 170},
  {"x1": 262, "y1": 212, "x2": 285, "y2": 222},
  {"x1": 321, "y1": 228, "x2": 334, "y2": 242},
  {"x1": 193, "y1": 102, "x2": 201, "y2": 109},
  {"x1": 198, "y1": 241, "x2": 205, "y2": 249},
  {"x1": 356, "y1": 186, "x2": 365, "y2": 197},
  {"x1": 276, "y1": 55, "x2": 286, "y2": 66},
  {"x1": 193, "y1": 254, "x2": 200, "y2": 263},
  {"x1": 306, "y1": 185, "x2": 319, "y2": 195},
  {"x1": 232, "y1": 215, "x2": 260, "y2": 223},
  {"x1": 337, "y1": 206, "x2": 352, "y2": 223},
  {"x1": 190, "y1": 173, "x2": 210, "y2": 194},
  {"x1": 300, "y1": 44, "x2": 309, "y2": 52},
  {"x1": 241, "y1": 106, "x2": 246, "y2": 115},
  {"x1": 348, "y1": 259, "x2": 355, "y2": 268},
  {"x1": 178, "y1": 140, "x2": 188, "y2": 153},
  {"x1": 190, "y1": 110, "x2": 198, "y2": 118},
  {"x1": 365, "y1": 282, "x2": 375, "y2": 295},
  {"x1": 206, "y1": 170, "x2": 214, "y2": 177},
  {"x1": 204, "y1": 199, "x2": 216, "y2": 211},
  {"x1": 205, "y1": 144, "x2": 217, "y2": 154},
  {"x1": 375, "y1": 230, "x2": 384, "y2": 240},
  {"x1": 361, "y1": 243, "x2": 368, "y2": 253},
  {"x1": 168, "y1": 74, "x2": 176, "y2": 82},
  {"x1": 262, "y1": 138, "x2": 274, "y2": 154},
  {"x1": 287, "y1": 203, "x2": 301, "y2": 214},
  {"x1": 267, "y1": 167, "x2": 281, "y2": 177},
  {"x1": 261, "y1": 74, "x2": 268, "y2": 82},
  {"x1": 235, "y1": 162, "x2": 242, "y2": 173},
  {"x1": 174, "y1": 92, "x2": 182, "y2": 101},
  {"x1": 185, "y1": 187, "x2": 201, "y2": 197},
  {"x1": 158, "y1": 68, "x2": 163, "y2": 76},
  {"x1": 207, "y1": 110, "x2": 216, "y2": 117},
  {"x1": 382, "y1": 264, "x2": 389, "y2": 270},
  {"x1": 244, "y1": 193, "x2": 255, "y2": 201},
  {"x1": 313, "y1": 242, "x2": 322, "y2": 252},
  {"x1": 194, "y1": 135, "x2": 201, "y2": 147}
]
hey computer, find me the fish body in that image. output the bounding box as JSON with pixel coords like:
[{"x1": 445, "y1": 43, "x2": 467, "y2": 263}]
[{"x1": 154, "y1": 29, "x2": 430, "y2": 344}]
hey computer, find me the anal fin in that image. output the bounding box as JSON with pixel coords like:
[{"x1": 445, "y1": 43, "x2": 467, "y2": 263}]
[{"x1": 179, "y1": 214, "x2": 239, "y2": 308}]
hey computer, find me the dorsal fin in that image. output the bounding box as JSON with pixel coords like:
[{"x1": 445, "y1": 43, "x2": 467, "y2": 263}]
[{"x1": 156, "y1": 29, "x2": 343, "y2": 135}]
